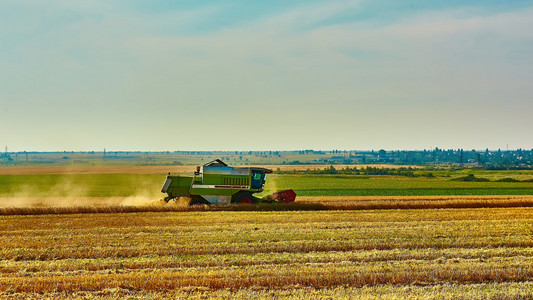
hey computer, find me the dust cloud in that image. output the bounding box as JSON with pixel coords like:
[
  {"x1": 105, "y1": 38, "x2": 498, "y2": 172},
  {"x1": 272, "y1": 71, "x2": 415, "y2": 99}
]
[{"x1": 1, "y1": 175, "x2": 162, "y2": 208}]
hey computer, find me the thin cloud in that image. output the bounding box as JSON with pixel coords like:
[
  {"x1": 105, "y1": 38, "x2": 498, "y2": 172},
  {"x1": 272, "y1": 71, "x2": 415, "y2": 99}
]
[{"x1": 1, "y1": 1, "x2": 532, "y2": 151}]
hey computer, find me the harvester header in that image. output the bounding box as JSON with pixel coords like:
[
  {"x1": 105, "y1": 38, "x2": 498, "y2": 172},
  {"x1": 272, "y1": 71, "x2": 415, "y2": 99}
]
[{"x1": 161, "y1": 159, "x2": 296, "y2": 205}]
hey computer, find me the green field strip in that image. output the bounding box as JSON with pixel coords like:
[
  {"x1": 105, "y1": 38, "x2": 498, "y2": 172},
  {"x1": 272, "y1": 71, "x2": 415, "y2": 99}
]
[
  {"x1": 294, "y1": 188, "x2": 533, "y2": 196},
  {"x1": 2, "y1": 173, "x2": 533, "y2": 198}
]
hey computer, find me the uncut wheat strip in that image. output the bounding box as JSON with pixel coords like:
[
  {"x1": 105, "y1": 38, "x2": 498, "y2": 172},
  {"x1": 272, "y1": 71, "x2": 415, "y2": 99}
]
[
  {"x1": 3, "y1": 199, "x2": 533, "y2": 216},
  {"x1": 2, "y1": 247, "x2": 532, "y2": 275},
  {"x1": 296, "y1": 195, "x2": 533, "y2": 209},
  {"x1": 0, "y1": 203, "x2": 332, "y2": 215},
  {"x1": 1, "y1": 257, "x2": 532, "y2": 293}
]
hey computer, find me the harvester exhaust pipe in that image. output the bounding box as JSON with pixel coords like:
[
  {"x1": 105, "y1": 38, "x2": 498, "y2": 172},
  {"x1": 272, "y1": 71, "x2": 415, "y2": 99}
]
[{"x1": 262, "y1": 189, "x2": 296, "y2": 203}]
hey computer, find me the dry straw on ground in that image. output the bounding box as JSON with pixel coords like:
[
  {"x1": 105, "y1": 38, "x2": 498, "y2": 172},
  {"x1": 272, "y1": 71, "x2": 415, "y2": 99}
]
[{"x1": 1, "y1": 207, "x2": 532, "y2": 298}]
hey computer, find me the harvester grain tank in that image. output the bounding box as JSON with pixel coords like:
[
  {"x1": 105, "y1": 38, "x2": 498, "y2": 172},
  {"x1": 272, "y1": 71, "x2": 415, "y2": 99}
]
[{"x1": 161, "y1": 159, "x2": 296, "y2": 205}]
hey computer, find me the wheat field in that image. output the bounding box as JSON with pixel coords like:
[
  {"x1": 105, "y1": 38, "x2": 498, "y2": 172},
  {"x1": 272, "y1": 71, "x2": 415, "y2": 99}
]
[{"x1": 1, "y1": 206, "x2": 532, "y2": 299}]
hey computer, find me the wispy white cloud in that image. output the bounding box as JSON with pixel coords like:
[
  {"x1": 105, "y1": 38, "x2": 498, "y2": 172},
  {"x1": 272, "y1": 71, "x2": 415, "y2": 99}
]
[{"x1": 1, "y1": 1, "x2": 532, "y2": 150}]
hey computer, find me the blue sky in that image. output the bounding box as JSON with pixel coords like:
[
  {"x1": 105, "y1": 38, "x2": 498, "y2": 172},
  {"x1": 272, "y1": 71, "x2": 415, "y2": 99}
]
[{"x1": 1, "y1": 1, "x2": 532, "y2": 151}]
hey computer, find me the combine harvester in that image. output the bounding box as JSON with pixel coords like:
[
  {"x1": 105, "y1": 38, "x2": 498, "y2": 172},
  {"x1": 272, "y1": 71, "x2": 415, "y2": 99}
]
[{"x1": 161, "y1": 159, "x2": 296, "y2": 205}]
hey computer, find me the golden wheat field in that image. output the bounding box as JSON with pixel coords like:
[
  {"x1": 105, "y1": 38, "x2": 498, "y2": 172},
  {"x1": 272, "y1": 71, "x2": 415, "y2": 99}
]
[
  {"x1": 1, "y1": 165, "x2": 532, "y2": 298},
  {"x1": 1, "y1": 204, "x2": 532, "y2": 299}
]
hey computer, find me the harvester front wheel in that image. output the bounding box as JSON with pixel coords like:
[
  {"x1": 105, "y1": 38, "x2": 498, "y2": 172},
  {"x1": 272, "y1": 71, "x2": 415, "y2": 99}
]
[{"x1": 233, "y1": 192, "x2": 256, "y2": 205}]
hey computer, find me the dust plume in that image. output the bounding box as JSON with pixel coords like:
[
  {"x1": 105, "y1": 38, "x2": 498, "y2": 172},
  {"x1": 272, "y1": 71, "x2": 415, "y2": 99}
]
[{"x1": 1, "y1": 175, "x2": 163, "y2": 208}]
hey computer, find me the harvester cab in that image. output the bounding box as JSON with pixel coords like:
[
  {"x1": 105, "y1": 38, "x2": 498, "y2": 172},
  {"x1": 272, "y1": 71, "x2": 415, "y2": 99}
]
[{"x1": 161, "y1": 159, "x2": 296, "y2": 205}]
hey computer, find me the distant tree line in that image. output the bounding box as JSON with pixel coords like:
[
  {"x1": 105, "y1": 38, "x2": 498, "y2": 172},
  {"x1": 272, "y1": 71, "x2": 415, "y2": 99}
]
[
  {"x1": 332, "y1": 148, "x2": 533, "y2": 170},
  {"x1": 2, "y1": 148, "x2": 532, "y2": 169},
  {"x1": 277, "y1": 166, "x2": 419, "y2": 177}
]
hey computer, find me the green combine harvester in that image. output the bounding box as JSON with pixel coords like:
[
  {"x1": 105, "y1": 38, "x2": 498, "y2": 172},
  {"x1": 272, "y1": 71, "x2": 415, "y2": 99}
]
[{"x1": 161, "y1": 159, "x2": 296, "y2": 205}]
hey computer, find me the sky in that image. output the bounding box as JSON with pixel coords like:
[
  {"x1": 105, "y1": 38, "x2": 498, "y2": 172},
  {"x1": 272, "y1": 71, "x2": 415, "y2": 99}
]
[{"x1": 1, "y1": 0, "x2": 532, "y2": 151}]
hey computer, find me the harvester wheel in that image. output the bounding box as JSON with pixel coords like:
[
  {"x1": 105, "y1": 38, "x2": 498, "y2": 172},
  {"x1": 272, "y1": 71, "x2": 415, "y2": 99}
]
[
  {"x1": 240, "y1": 197, "x2": 253, "y2": 205},
  {"x1": 233, "y1": 192, "x2": 256, "y2": 205}
]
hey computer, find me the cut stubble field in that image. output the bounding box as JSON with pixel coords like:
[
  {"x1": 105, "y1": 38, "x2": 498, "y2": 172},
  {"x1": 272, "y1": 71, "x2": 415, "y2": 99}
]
[
  {"x1": 0, "y1": 208, "x2": 532, "y2": 298},
  {"x1": 0, "y1": 165, "x2": 532, "y2": 298}
]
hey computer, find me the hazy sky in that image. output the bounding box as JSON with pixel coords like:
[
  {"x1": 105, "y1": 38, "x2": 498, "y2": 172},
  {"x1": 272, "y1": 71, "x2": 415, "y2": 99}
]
[{"x1": 1, "y1": 1, "x2": 532, "y2": 151}]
